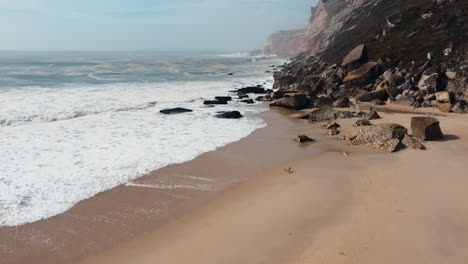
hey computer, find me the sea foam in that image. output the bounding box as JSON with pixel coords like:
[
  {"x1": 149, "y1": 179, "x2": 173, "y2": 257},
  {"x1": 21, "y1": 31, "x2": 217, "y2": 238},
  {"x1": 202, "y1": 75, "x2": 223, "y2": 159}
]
[{"x1": 0, "y1": 78, "x2": 270, "y2": 226}]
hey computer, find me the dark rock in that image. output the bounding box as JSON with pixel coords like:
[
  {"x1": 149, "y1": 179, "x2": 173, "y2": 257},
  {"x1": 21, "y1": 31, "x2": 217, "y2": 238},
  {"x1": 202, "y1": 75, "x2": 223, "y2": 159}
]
[
  {"x1": 314, "y1": 96, "x2": 334, "y2": 108},
  {"x1": 159, "y1": 107, "x2": 193, "y2": 115},
  {"x1": 236, "y1": 86, "x2": 267, "y2": 94},
  {"x1": 215, "y1": 111, "x2": 243, "y2": 119},
  {"x1": 354, "y1": 119, "x2": 372, "y2": 127},
  {"x1": 333, "y1": 97, "x2": 350, "y2": 108},
  {"x1": 270, "y1": 94, "x2": 309, "y2": 110},
  {"x1": 343, "y1": 62, "x2": 383, "y2": 89},
  {"x1": 238, "y1": 94, "x2": 249, "y2": 99},
  {"x1": 364, "y1": 110, "x2": 381, "y2": 120},
  {"x1": 328, "y1": 128, "x2": 340, "y2": 136},
  {"x1": 326, "y1": 122, "x2": 341, "y2": 130},
  {"x1": 411, "y1": 117, "x2": 443, "y2": 141},
  {"x1": 215, "y1": 96, "x2": 232, "y2": 102},
  {"x1": 418, "y1": 73, "x2": 438, "y2": 94},
  {"x1": 241, "y1": 99, "x2": 255, "y2": 104},
  {"x1": 308, "y1": 106, "x2": 336, "y2": 122},
  {"x1": 357, "y1": 89, "x2": 388, "y2": 102},
  {"x1": 370, "y1": 99, "x2": 385, "y2": 105},
  {"x1": 204, "y1": 100, "x2": 228, "y2": 105},
  {"x1": 297, "y1": 135, "x2": 315, "y2": 143}
]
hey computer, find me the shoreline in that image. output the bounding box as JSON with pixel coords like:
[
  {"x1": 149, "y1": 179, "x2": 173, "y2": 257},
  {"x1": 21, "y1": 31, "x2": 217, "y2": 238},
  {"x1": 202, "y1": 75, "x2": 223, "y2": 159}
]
[
  {"x1": 79, "y1": 106, "x2": 468, "y2": 264},
  {"x1": 0, "y1": 107, "x2": 329, "y2": 264},
  {"x1": 3, "y1": 105, "x2": 468, "y2": 264}
]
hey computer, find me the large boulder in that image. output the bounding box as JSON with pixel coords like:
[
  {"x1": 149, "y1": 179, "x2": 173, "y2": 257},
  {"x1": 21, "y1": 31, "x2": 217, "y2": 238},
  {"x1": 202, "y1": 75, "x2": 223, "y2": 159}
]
[
  {"x1": 215, "y1": 111, "x2": 243, "y2": 119},
  {"x1": 435, "y1": 91, "x2": 452, "y2": 103},
  {"x1": 346, "y1": 123, "x2": 408, "y2": 152},
  {"x1": 357, "y1": 89, "x2": 388, "y2": 102},
  {"x1": 314, "y1": 96, "x2": 334, "y2": 108},
  {"x1": 160, "y1": 107, "x2": 193, "y2": 114},
  {"x1": 343, "y1": 62, "x2": 383, "y2": 89},
  {"x1": 308, "y1": 106, "x2": 336, "y2": 122},
  {"x1": 270, "y1": 94, "x2": 309, "y2": 110},
  {"x1": 411, "y1": 117, "x2": 443, "y2": 141},
  {"x1": 341, "y1": 44, "x2": 366, "y2": 68},
  {"x1": 333, "y1": 97, "x2": 350, "y2": 108},
  {"x1": 236, "y1": 86, "x2": 267, "y2": 94}
]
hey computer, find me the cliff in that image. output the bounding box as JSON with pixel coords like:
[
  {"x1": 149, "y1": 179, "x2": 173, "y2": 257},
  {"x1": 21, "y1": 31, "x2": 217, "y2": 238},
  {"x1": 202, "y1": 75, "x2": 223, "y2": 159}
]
[
  {"x1": 263, "y1": 29, "x2": 308, "y2": 56},
  {"x1": 269, "y1": 0, "x2": 468, "y2": 113}
]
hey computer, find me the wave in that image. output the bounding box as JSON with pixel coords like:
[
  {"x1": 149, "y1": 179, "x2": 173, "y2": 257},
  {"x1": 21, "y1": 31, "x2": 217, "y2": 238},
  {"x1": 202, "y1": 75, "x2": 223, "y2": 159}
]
[{"x1": 0, "y1": 101, "x2": 157, "y2": 127}]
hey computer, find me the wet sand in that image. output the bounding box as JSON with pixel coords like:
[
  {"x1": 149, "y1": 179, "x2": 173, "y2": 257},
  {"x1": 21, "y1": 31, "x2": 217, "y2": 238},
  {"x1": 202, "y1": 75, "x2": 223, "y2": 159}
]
[{"x1": 78, "y1": 107, "x2": 468, "y2": 264}]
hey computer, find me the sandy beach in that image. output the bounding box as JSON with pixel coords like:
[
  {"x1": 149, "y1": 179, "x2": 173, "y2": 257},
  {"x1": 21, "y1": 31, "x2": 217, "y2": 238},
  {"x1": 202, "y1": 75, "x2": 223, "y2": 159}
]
[
  {"x1": 2, "y1": 105, "x2": 468, "y2": 264},
  {"x1": 77, "y1": 106, "x2": 468, "y2": 264}
]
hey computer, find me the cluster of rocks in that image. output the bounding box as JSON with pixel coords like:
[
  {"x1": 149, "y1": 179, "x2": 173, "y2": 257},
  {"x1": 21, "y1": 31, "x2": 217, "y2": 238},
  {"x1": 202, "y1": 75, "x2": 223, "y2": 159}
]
[
  {"x1": 159, "y1": 84, "x2": 274, "y2": 119},
  {"x1": 268, "y1": 0, "x2": 468, "y2": 114}
]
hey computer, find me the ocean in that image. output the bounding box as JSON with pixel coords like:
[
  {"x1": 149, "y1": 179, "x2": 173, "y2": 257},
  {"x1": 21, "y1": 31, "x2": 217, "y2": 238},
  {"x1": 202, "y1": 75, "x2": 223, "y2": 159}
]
[{"x1": 0, "y1": 51, "x2": 284, "y2": 226}]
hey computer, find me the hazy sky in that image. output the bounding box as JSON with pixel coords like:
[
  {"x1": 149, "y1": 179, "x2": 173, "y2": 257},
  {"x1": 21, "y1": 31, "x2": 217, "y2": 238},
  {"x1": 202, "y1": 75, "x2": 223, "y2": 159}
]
[{"x1": 0, "y1": 0, "x2": 316, "y2": 51}]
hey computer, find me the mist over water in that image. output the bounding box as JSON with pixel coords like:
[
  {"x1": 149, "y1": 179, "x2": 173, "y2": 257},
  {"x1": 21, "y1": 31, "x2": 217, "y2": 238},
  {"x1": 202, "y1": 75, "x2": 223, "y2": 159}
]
[{"x1": 0, "y1": 51, "x2": 284, "y2": 226}]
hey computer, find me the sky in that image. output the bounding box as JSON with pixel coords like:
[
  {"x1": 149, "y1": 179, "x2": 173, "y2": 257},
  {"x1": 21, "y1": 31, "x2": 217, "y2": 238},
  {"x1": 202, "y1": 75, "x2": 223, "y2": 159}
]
[{"x1": 0, "y1": 0, "x2": 316, "y2": 51}]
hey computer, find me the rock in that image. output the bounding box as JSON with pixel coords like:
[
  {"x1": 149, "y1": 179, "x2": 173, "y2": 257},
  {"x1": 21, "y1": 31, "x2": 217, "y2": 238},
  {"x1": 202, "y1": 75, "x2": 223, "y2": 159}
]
[
  {"x1": 328, "y1": 128, "x2": 340, "y2": 136},
  {"x1": 159, "y1": 107, "x2": 193, "y2": 114},
  {"x1": 333, "y1": 97, "x2": 350, "y2": 108},
  {"x1": 364, "y1": 110, "x2": 381, "y2": 120},
  {"x1": 437, "y1": 103, "x2": 452, "y2": 113},
  {"x1": 343, "y1": 62, "x2": 383, "y2": 89},
  {"x1": 255, "y1": 95, "x2": 273, "y2": 102},
  {"x1": 241, "y1": 99, "x2": 255, "y2": 104},
  {"x1": 446, "y1": 71, "x2": 457, "y2": 79},
  {"x1": 411, "y1": 117, "x2": 443, "y2": 141},
  {"x1": 402, "y1": 134, "x2": 426, "y2": 150},
  {"x1": 238, "y1": 94, "x2": 249, "y2": 99},
  {"x1": 452, "y1": 104, "x2": 466, "y2": 113},
  {"x1": 297, "y1": 135, "x2": 315, "y2": 143},
  {"x1": 308, "y1": 106, "x2": 336, "y2": 122},
  {"x1": 215, "y1": 111, "x2": 243, "y2": 119},
  {"x1": 341, "y1": 44, "x2": 366, "y2": 67},
  {"x1": 215, "y1": 96, "x2": 232, "y2": 102},
  {"x1": 348, "y1": 123, "x2": 408, "y2": 152},
  {"x1": 270, "y1": 94, "x2": 309, "y2": 110},
  {"x1": 204, "y1": 100, "x2": 228, "y2": 105},
  {"x1": 386, "y1": 11, "x2": 402, "y2": 28},
  {"x1": 354, "y1": 119, "x2": 372, "y2": 127},
  {"x1": 336, "y1": 111, "x2": 357, "y2": 119},
  {"x1": 357, "y1": 89, "x2": 388, "y2": 102},
  {"x1": 370, "y1": 99, "x2": 385, "y2": 105},
  {"x1": 236, "y1": 86, "x2": 267, "y2": 94},
  {"x1": 394, "y1": 95, "x2": 414, "y2": 106},
  {"x1": 314, "y1": 96, "x2": 334, "y2": 108},
  {"x1": 418, "y1": 73, "x2": 438, "y2": 93},
  {"x1": 435, "y1": 91, "x2": 451, "y2": 103},
  {"x1": 326, "y1": 122, "x2": 341, "y2": 130}
]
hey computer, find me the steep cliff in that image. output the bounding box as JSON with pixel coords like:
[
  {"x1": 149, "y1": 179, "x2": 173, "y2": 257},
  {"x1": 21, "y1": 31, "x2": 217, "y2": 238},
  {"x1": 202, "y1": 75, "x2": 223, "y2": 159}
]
[
  {"x1": 264, "y1": 29, "x2": 308, "y2": 56},
  {"x1": 269, "y1": 0, "x2": 468, "y2": 113}
]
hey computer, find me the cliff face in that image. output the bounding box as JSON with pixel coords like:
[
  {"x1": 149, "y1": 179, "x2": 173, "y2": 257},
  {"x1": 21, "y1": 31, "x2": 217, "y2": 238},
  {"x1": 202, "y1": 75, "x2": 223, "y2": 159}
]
[
  {"x1": 269, "y1": 0, "x2": 468, "y2": 113},
  {"x1": 264, "y1": 29, "x2": 308, "y2": 56},
  {"x1": 264, "y1": 0, "x2": 374, "y2": 56}
]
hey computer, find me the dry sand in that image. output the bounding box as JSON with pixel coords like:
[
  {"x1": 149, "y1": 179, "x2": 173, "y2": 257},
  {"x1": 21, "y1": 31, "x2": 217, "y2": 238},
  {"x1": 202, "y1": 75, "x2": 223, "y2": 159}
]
[{"x1": 77, "y1": 108, "x2": 468, "y2": 264}]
